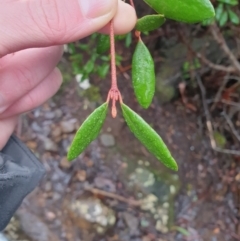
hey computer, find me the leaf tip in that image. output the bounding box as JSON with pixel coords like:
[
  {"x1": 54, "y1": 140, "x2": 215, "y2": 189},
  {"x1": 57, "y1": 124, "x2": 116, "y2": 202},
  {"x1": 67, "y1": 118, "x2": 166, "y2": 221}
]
[
  {"x1": 67, "y1": 151, "x2": 75, "y2": 162},
  {"x1": 172, "y1": 164, "x2": 178, "y2": 171},
  {"x1": 141, "y1": 102, "x2": 151, "y2": 109},
  {"x1": 169, "y1": 159, "x2": 178, "y2": 171}
]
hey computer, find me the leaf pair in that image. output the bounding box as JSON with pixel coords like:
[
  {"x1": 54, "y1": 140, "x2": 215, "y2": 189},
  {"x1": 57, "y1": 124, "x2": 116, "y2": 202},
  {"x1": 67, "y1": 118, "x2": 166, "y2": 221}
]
[{"x1": 67, "y1": 103, "x2": 178, "y2": 171}]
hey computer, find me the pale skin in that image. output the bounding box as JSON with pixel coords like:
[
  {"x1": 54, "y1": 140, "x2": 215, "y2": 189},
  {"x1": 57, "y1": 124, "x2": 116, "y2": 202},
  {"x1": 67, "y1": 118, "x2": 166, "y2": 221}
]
[{"x1": 0, "y1": 0, "x2": 137, "y2": 149}]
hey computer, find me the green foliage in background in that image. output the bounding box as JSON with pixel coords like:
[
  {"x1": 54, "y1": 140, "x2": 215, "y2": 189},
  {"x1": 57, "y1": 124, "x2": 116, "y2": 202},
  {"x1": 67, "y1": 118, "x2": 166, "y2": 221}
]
[
  {"x1": 67, "y1": 33, "x2": 132, "y2": 81},
  {"x1": 202, "y1": 0, "x2": 239, "y2": 26}
]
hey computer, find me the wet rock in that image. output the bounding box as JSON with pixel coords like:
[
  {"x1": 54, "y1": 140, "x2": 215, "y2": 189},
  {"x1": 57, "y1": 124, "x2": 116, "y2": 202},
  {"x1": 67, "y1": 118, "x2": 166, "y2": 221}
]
[
  {"x1": 45, "y1": 212, "x2": 56, "y2": 221},
  {"x1": 59, "y1": 157, "x2": 71, "y2": 169},
  {"x1": 31, "y1": 122, "x2": 42, "y2": 132},
  {"x1": 0, "y1": 234, "x2": 8, "y2": 241},
  {"x1": 76, "y1": 170, "x2": 87, "y2": 182},
  {"x1": 129, "y1": 168, "x2": 155, "y2": 189},
  {"x1": 54, "y1": 109, "x2": 63, "y2": 119},
  {"x1": 155, "y1": 219, "x2": 168, "y2": 233},
  {"x1": 94, "y1": 177, "x2": 116, "y2": 193},
  {"x1": 26, "y1": 141, "x2": 37, "y2": 150},
  {"x1": 66, "y1": 197, "x2": 116, "y2": 234},
  {"x1": 44, "y1": 182, "x2": 52, "y2": 192},
  {"x1": 100, "y1": 133, "x2": 115, "y2": 147},
  {"x1": 140, "y1": 218, "x2": 150, "y2": 228},
  {"x1": 235, "y1": 173, "x2": 240, "y2": 182},
  {"x1": 122, "y1": 212, "x2": 139, "y2": 236},
  {"x1": 141, "y1": 194, "x2": 158, "y2": 212},
  {"x1": 17, "y1": 210, "x2": 60, "y2": 241},
  {"x1": 51, "y1": 125, "x2": 62, "y2": 138},
  {"x1": 3, "y1": 217, "x2": 28, "y2": 241},
  {"x1": 44, "y1": 111, "x2": 55, "y2": 119},
  {"x1": 38, "y1": 136, "x2": 58, "y2": 152},
  {"x1": 60, "y1": 119, "x2": 77, "y2": 133}
]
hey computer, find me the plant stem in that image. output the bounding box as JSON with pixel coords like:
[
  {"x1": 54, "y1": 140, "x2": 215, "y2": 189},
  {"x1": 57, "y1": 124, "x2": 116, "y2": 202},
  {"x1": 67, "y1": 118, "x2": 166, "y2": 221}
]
[
  {"x1": 107, "y1": 20, "x2": 123, "y2": 118},
  {"x1": 110, "y1": 20, "x2": 117, "y2": 89}
]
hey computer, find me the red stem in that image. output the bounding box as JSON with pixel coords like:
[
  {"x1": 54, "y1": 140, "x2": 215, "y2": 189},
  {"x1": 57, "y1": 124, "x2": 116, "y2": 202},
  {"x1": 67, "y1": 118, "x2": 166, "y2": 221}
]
[
  {"x1": 107, "y1": 20, "x2": 123, "y2": 118},
  {"x1": 110, "y1": 20, "x2": 117, "y2": 89}
]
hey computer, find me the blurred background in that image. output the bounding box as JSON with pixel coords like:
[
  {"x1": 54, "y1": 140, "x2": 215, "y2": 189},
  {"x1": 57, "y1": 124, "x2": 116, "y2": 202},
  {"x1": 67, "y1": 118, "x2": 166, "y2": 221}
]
[{"x1": 2, "y1": 1, "x2": 240, "y2": 241}]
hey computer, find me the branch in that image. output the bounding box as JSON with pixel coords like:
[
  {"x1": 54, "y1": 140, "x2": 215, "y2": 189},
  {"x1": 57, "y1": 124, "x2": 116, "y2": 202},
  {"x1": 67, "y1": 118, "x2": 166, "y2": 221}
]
[
  {"x1": 85, "y1": 187, "x2": 141, "y2": 206},
  {"x1": 210, "y1": 23, "x2": 240, "y2": 75},
  {"x1": 222, "y1": 111, "x2": 240, "y2": 143},
  {"x1": 177, "y1": 27, "x2": 235, "y2": 73},
  {"x1": 196, "y1": 75, "x2": 240, "y2": 156},
  {"x1": 196, "y1": 53, "x2": 235, "y2": 73}
]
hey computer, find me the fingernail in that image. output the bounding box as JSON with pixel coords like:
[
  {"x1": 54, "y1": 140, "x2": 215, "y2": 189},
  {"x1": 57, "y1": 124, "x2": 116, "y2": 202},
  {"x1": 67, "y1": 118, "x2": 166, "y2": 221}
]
[{"x1": 80, "y1": 0, "x2": 113, "y2": 19}]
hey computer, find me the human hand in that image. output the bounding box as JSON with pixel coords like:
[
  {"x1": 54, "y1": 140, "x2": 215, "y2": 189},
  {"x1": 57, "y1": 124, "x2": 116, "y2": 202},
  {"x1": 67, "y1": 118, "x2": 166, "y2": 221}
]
[{"x1": 0, "y1": 0, "x2": 136, "y2": 149}]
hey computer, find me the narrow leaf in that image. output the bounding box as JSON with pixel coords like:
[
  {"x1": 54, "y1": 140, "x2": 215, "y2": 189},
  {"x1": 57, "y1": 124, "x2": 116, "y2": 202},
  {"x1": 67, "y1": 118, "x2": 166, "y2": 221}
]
[
  {"x1": 219, "y1": 10, "x2": 228, "y2": 26},
  {"x1": 228, "y1": 9, "x2": 240, "y2": 25},
  {"x1": 218, "y1": 0, "x2": 238, "y2": 6},
  {"x1": 132, "y1": 39, "x2": 155, "y2": 109},
  {"x1": 121, "y1": 104, "x2": 178, "y2": 171},
  {"x1": 136, "y1": 14, "x2": 165, "y2": 32},
  {"x1": 143, "y1": 0, "x2": 215, "y2": 23},
  {"x1": 97, "y1": 35, "x2": 110, "y2": 54},
  {"x1": 67, "y1": 103, "x2": 108, "y2": 161},
  {"x1": 215, "y1": 3, "x2": 224, "y2": 21}
]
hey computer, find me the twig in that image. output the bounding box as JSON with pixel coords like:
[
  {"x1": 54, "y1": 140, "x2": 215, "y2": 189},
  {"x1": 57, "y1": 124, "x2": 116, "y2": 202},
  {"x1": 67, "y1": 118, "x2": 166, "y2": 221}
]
[
  {"x1": 196, "y1": 75, "x2": 240, "y2": 156},
  {"x1": 222, "y1": 111, "x2": 240, "y2": 143},
  {"x1": 85, "y1": 187, "x2": 141, "y2": 207},
  {"x1": 221, "y1": 99, "x2": 240, "y2": 108},
  {"x1": 210, "y1": 74, "x2": 229, "y2": 111},
  {"x1": 197, "y1": 53, "x2": 235, "y2": 73},
  {"x1": 177, "y1": 27, "x2": 235, "y2": 74},
  {"x1": 210, "y1": 23, "x2": 240, "y2": 75}
]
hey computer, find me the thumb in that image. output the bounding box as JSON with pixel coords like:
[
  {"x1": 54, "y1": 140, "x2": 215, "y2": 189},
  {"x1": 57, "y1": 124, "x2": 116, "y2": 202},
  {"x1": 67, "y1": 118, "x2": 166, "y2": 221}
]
[{"x1": 0, "y1": 0, "x2": 134, "y2": 57}]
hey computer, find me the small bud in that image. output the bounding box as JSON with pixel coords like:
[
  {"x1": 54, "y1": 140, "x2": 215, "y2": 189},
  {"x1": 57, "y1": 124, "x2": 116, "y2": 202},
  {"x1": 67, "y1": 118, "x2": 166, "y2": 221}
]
[{"x1": 112, "y1": 106, "x2": 117, "y2": 118}]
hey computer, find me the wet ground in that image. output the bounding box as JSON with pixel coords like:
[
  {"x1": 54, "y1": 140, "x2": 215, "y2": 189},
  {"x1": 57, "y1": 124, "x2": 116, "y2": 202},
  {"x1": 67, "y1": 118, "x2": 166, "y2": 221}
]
[{"x1": 2, "y1": 33, "x2": 240, "y2": 241}]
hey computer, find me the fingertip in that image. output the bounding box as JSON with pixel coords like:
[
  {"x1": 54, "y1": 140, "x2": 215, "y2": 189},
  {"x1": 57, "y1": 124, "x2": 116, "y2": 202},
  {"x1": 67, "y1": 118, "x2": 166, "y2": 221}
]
[
  {"x1": 0, "y1": 116, "x2": 18, "y2": 150},
  {"x1": 52, "y1": 67, "x2": 63, "y2": 88},
  {"x1": 100, "y1": 0, "x2": 137, "y2": 35}
]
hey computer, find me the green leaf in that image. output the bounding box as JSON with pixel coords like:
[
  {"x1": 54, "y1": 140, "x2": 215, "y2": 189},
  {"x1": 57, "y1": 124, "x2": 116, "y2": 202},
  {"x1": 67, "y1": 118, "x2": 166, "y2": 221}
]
[
  {"x1": 228, "y1": 9, "x2": 240, "y2": 25},
  {"x1": 97, "y1": 64, "x2": 110, "y2": 78},
  {"x1": 219, "y1": 10, "x2": 228, "y2": 26},
  {"x1": 84, "y1": 59, "x2": 95, "y2": 74},
  {"x1": 97, "y1": 34, "x2": 110, "y2": 54},
  {"x1": 125, "y1": 32, "x2": 132, "y2": 48},
  {"x1": 171, "y1": 226, "x2": 190, "y2": 236},
  {"x1": 136, "y1": 14, "x2": 165, "y2": 32},
  {"x1": 218, "y1": 0, "x2": 238, "y2": 6},
  {"x1": 67, "y1": 103, "x2": 108, "y2": 161},
  {"x1": 201, "y1": 17, "x2": 214, "y2": 26},
  {"x1": 132, "y1": 39, "x2": 155, "y2": 109},
  {"x1": 121, "y1": 103, "x2": 178, "y2": 171},
  {"x1": 143, "y1": 0, "x2": 215, "y2": 23},
  {"x1": 215, "y1": 3, "x2": 224, "y2": 21}
]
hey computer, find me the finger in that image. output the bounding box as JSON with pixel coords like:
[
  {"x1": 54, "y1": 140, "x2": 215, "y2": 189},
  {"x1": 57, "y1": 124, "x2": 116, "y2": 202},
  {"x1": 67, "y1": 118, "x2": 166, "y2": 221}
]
[
  {"x1": 100, "y1": 0, "x2": 137, "y2": 35},
  {"x1": 1, "y1": 68, "x2": 62, "y2": 119},
  {"x1": 0, "y1": 116, "x2": 18, "y2": 150},
  {"x1": 0, "y1": 0, "x2": 135, "y2": 56},
  {"x1": 0, "y1": 46, "x2": 63, "y2": 113}
]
